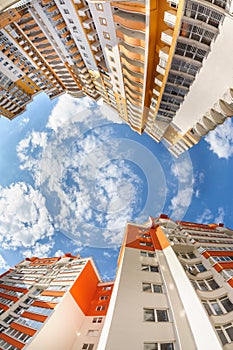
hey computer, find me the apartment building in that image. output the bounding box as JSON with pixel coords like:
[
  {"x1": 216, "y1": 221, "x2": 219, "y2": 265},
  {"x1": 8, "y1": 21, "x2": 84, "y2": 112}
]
[
  {"x1": 0, "y1": 0, "x2": 233, "y2": 156},
  {"x1": 0, "y1": 254, "x2": 114, "y2": 350},
  {"x1": 0, "y1": 215, "x2": 233, "y2": 349}
]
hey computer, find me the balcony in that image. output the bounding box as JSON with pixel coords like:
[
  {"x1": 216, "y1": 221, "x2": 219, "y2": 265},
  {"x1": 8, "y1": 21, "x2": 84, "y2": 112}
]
[
  {"x1": 95, "y1": 51, "x2": 103, "y2": 62},
  {"x1": 56, "y1": 21, "x2": 66, "y2": 30},
  {"x1": 164, "y1": 10, "x2": 177, "y2": 28},
  {"x1": 161, "y1": 29, "x2": 173, "y2": 45},
  {"x1": 114, "y1": 10, "x2": 145, "y2": 32},
  {"x1": 159, "y1": 46, "x2": 170, "y2": 63},
  {"x1": 87, "y1": 30, "x2": 97, "y2": 41},
  {"x1": 91, "y1": 41, "x2": 101, "y2": 52},
  {"x1": 116, "y1": 26, "x2": 145, "y2": 48},
  {"x1": 83, "y1": 18, "x2": 93, "y2": 29},
  {"x1": 154, "y1": 74, "x2": 163, "y2": 87},
  {"x1": 78, "y1": 6, "x2": 89, "y2": 17},
  {"x1": 119, "y1": 41, "x2": 144, "y2": 62}
]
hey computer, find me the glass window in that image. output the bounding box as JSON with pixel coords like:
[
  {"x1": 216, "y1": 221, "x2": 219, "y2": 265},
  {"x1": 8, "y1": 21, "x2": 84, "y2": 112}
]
[
  {"x1": 144, "y1": 309, "x2": 155, "y2": 322},
  {"x1": 156, "y1": 310, "x2": 168, "y2": 322},
  {"x1": 161, "y1": 344, "x2": 174, "y2": 350},
  {"x1": 144, "y1": 344, "x2": 158, "y2": 350},
  {"x1": 99, "y1": 17, "x2": 107, "y2": 26},
  {"x1": 221, "y1": 297, "x2": 233, "y2": 313},
  {"x1": 95, "y1": 3, "x2": 103, "y2": 11},
  {"x1": 142, "y1": 283, "x2": 152, "y2": 292},
  {"x1": 103, "y1": 32, "x2": 110, "y2": 40}
]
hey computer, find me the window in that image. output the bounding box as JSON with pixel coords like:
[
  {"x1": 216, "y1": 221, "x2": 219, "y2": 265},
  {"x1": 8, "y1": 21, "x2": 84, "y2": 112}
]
[
  {"x1": 64, "y1": 9, "x2": 69, "y2": 14},
  {"x1": 99, "y1": 17, "x2": 107, "y2": 26},
  {"x1": 82, "y1": 345, "x2": 94, "y2": 350},
  {"x1": 144, "y1": 343, "x2": 174, "y2": 350},
  {"x1": 92, "y1": 317, "x2": 103, "y2": 323},
  {"x1": 216, "y1": 323, "x2": 233, "y2": 345},
  {"x1": 141, "y1": 265, "x2": 159, "y2": 273},
  {"x1": 95, "y1": 3, "x2": 103, "y2": 11},
  {"x1": 191, "y1": 278, "x2": 219, "y2": 291},
  {"x1": 202, "y1": 296, "x2": 233, "y2": 315},
  {"x1": 140, "y1": 241, "x2": 153, "y2": 247},
  {"x1": 99, "y1": 296, "x2": 108, "y2": 300},
  {"x1": 68, "y1": 19, "x2": 74, "y2": 24},
  {"x1": 87, "y1": 329, "x2": 99, "y2": 337},
  {"x1": 144, "y1": 309, "x2": 169, "y2": 322},
  {"x1": 106, "y1": 44, "x2": 112, "y2": 51},
  {"x1": 96, "y1": 306, "x2": 105, "y2": 311},
  {"x1": 142, "y1": 283, "x2": 163, "y2": 293},
  {"x1": 140, "y1": 251, "x2": 155, "y2": 258},
  {"x1": 109, "y1": 56, "x2": 115, "y2": 62},
  {"x1": 103, "y1": 32, "x2": 110, "y2": 40},
  {"x1": 102, "y1": 286, "x2": 111, "y2": 291}
]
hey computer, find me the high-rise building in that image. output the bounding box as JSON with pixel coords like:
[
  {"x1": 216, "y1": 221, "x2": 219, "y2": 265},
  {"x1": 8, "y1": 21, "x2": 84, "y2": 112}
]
[
  {"x1": 0, "y1": 254, "x2": 114, "y2": 350},
  {"x1": 0, "y1": 0, "x2": 233, "y2": 156},
  {"x1": 1, "y1": 215, "x2": 233, "y2": 349}
]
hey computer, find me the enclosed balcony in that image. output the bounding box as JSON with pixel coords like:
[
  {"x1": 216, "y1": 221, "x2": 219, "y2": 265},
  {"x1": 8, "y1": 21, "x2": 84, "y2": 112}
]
[
  {"x1": 116, "y1": 26, "x2": 145, "y2": 48},
  {"x1": 95, "y1": 51, "x2": 104, "y2": 62},
  {"x1": 119, "y1": 41, "x2": 144, "y2": 62},
  {"x1": 113, "y1": 10, "x2": 146, "y2": 32},
  {"x1": 87, "y1": 30, "x2": 97, "y2": 41},
  {"x1": 78, "y1": 6, "x2": 89, "y2": 17},
  {"x1": 161, "y1": 29, "x2": 174, "y2": 46},
  {"x1": 83, "y1": 18, "x2": 93, "y2": 29},
  {"x1": 112, "y1": 2, "x2": 146, "y2": 15},
  {"x1": 164, "y1": 10, "x2": 177, "y2": 28},
  {"x1": 121, "y1": 54, "x2": 144, "y2": 74}
]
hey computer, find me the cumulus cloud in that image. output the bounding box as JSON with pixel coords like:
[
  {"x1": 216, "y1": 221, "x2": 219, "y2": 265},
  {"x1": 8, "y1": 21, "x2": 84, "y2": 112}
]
[
  {"x1": 169, "y1": 154, "x2": 194, "y2": 220},
  {"x1": 16, "y1": 96, "x2": 143, "y2": 248},
  {"x1": 54, "y1": 249, "x2": 65, "y2": 257},
  {"x1": 205, "y1": 119, "x2": 233, "y2": 159},
  {"x1": 0, "y1": 182, "x2": 54, "y2": 250},
  {"x1": 23, "y1": 242, "x2": 54, "y2": 259},
  {"x1": 0, "y1": 255, "x2": 10, "y2": 271},
  {"x1": 196, "y1": 207, "x2": 225, "y2": 224}
]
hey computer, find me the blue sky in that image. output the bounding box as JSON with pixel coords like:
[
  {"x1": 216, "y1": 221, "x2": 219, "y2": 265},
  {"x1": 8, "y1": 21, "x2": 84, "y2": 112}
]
[{"x1": 0, "y1": 92, "x2": 233, "y2": 280}]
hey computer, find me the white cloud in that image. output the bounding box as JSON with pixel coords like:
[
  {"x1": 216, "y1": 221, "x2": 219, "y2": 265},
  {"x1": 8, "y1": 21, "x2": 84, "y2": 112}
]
[
  {"x1": 0, "y1": 255, "x2": 10, "y2": 271},
  {"x1": 205, "y1": 119, "x2": 233, "y2": 159},
  {"x1": 196, "y1": 208, "x2": 213, "y2": 223},
  {"x1": 169, "y1": 154, "x2": 194, "y2": 220},
  {"x1": 196, "y1": 207, "x2": 225, "y2": 224},
  {"x1": 46, "y1": 94, "x2": 95, "y2": 132},
  {"x1": 215, "y1": 207, "x2": 225, "y2": 223},
  {"x1": 54, "y1": 249, "x2": 65, "y2": 257},
  {"x1": 103, "y1": 251, "x2": 111, "y2": 258},
  {"x1": 23, "y1": 242, "x2": 54, "y2": 259},
  {"x1": 16, "y1": 98, "x2": 142, "y2": 248},
  {"x1": 0, "y1": 182, "x2": 54, "y2": 250}
]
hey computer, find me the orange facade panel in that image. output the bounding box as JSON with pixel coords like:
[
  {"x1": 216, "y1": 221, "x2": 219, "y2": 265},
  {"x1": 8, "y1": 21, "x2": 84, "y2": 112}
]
[
  {"x1": 151, "y1": 226, "x2": 170, "y2": 250},
  {"x1": 0, "y1": 292, "x2": 18, "y2": 302},
  {"x1": 125, "y1": 224, "x2": 154, "y2": 251},
  {"x1": 41, "y1": 290, "x2": 65, "y2": 297},
  {"x1": 32, "y1": 301, "x2": 57, "y2": 309},
  {"x1": 203, "y1": 250, "x2": 233, "y2": 258},
  {"x1": 214, "y1": 262, "x2": 233, "y2": 272},
  {"x1": 0, "y1": 284, "x2": 27, "y2": 294},
  {"x1": 11, "y1": 322, "x2": 37, "y2": 336},
  {"x1": 21, "y1": 311, "x2": 47, "y2": 323},
  {"x1": 87, "y1": 283, "x2": 113, "y2": 316},
  {"x1": 0, "y1": 303, "x2": 9, "y2": 311},
  {"x1": 70, "y1": 260, "x2": 99, "y2": 315},
  {"x1": 0, "y1": 333, "x2": 24, "y2": 349}
]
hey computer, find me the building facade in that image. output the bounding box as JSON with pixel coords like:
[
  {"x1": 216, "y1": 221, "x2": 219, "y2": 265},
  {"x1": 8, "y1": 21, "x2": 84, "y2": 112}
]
[
  {"x1": 0, "y1": 215, "x2": 233, "y2": 349},
  {"x1": 0, "y1": 254, "x2": 114, "y2": 350},
  {"x1": 0, "y1": 0, "x2": 233, "y2": 156}
]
